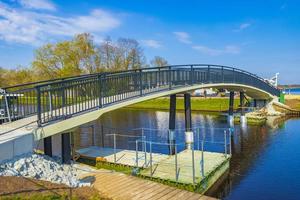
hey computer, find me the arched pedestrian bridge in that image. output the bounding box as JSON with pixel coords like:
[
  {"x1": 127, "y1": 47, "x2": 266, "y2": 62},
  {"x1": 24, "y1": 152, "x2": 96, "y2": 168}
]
[{"x1": 1, "y1": 64, "x2": 280, "y2": 139}]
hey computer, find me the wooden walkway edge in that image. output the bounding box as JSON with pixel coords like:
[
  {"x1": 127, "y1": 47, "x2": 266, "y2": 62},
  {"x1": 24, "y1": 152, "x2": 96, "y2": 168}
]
[{"x1": 85, "y1": 169, "x2": 218, "y2": 200}]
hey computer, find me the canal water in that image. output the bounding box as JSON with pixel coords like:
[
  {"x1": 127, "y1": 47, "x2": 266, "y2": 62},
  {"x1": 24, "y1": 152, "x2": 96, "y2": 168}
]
[
  {"x1": 283, "y1": 88, "x2": 300, "y2": 95},
  {"x1": 74, "y1": 109, "x2": 300, "y2": 200}
]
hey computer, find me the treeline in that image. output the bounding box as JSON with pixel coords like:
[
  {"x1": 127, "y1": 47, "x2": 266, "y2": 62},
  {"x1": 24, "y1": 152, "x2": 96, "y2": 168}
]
[{"x1": 0, "y1": 33, "x2": 168, "y2": 88}]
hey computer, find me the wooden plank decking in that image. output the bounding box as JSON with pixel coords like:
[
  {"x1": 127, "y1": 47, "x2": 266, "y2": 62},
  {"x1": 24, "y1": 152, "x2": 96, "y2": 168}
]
[{"x1": 87, "y1": 169, "x2": 217, "y2": 200}]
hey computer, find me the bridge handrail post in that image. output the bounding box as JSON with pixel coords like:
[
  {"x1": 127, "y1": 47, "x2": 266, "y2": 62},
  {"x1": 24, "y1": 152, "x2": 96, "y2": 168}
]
[
  {"x1": 233, "y1": 68, "x2": 236, "y2": 83},
  {"x1": 221, "y1": 66, "x2": 224, "y2": 83},
  {"x1": 207, "y1": 65, "x2": 211, "y2": 83},
  {"x1": 98, "y1": 74, "x2": 102, "y2": 108},
  {"x1": 168, "y1": 66, "x2": 172, "y2": 90},
  {"x1": 0, "y1": 88, "x2": 11, "y2": 123},
  {"x1": 190, "y1": 65, "x2": 194, "y2": 85},
  {"x1": 158, "y1": 68, "x2": 161, "y2": 87},
  {"x1": 61, "y1": 84, "x2": 66, "y2": 118},
  {"x1": 36, "y1": 86, "x2": 41, "y2": 126},
  {"x1": 139, "y1": 69, "x2": 143, "y2": 96}
]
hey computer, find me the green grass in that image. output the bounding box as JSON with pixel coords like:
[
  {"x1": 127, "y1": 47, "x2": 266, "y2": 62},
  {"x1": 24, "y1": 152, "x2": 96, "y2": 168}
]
[
  {"x1": 234, "y1": 115, "x2": 266, "y2": 125},
  {"x1": 126, "y1": 97, "x2": 240, "y2": 112},
  {"x1": 0, "y1": 193, "x2": 101, "y2": 200}
]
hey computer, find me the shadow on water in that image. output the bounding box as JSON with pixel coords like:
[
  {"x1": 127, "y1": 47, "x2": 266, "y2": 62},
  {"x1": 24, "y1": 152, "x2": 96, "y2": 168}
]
[{"x1": 73, "y1": 108, "x2": 300, "y2": 200}]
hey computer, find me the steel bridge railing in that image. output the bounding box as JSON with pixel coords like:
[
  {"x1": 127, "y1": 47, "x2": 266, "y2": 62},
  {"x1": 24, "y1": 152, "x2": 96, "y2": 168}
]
[{"x1": 0, "y1": 64, "x2": 280, "y2": 126}]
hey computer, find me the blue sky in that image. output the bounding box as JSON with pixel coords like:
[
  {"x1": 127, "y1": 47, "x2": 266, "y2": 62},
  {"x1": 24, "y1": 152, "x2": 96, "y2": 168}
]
[{"x1": 0, "y1": 0, "x2": 299, "y2": 83}]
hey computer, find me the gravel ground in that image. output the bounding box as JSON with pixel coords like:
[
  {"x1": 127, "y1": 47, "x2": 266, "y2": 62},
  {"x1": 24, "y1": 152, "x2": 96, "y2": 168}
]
[{"x1": 0, "y1": 153, "x2": 81, "y2": 187}]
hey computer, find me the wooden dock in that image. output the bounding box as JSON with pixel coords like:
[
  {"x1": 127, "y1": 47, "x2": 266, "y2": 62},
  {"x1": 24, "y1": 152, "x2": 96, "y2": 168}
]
[{"x1": 87, "y1": 169, "x2": 217, "y2": 200}]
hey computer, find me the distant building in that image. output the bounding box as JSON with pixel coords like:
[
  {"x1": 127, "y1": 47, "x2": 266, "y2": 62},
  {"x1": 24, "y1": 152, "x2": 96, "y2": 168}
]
[
  {"x1": 264, "y1": 73, "x2": 279, "y2": 87},
  {"x1": 194, "y1": 88, "x2": 217, "y2": 97}
]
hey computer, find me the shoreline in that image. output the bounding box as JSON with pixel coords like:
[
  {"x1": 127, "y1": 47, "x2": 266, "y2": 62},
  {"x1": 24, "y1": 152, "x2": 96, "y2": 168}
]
[{"x1": 125, "y1": 97, "x2": 240, "y2": 112}]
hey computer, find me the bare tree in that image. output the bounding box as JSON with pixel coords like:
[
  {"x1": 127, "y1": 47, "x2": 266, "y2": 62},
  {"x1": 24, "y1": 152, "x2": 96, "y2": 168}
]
[
  {"x1": 117, "y1": 38, "x2": 145, "y2": 70},
  {"x1": 150, "y1": 56, "x2": 168, "y2": 67}
]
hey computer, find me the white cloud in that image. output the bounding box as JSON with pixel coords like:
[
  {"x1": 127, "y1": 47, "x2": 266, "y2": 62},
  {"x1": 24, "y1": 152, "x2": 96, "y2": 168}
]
[
  {"x1": 192, "y1": 45, "x2": 240, "y2": 56},
  {"x1": 234, "y1": 23, "x2": 251, "y2": 32},
  {"x1": 0, "y1": 2, "x2": 121, "y2": 45},
  {"x1": 141, "y1": 39, "x2": 162, "y2": 48},
  {"x1": 19, "y1": 0, "x2": 56, "y2": 11},
  {"x1": 173, "y1": 31, "x2": 191, "y2": 44}
]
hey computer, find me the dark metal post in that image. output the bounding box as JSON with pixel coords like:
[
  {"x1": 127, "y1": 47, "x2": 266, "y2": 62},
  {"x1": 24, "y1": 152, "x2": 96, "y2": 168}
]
[
  {"x1": 240, "y1": 91, "x2": 245, "y2": 116},
  {"x1": 229, "y1": 91, "x2": 234, "y2": 116},
  {"x1": 228, "y1": 91, "x2": 235, "y2": 127},
  {"x1": 61, "y1": 132, "x2": 71, "y2": 164},
  {"x1": 169, "y1": 94, "x2": 176, "y2": 155},
  {"x1": 44, "y1": 136, "x2": 52, "y2": 157},
  {"x1": 184, "y1": 93, "x2": 192, "y2": 131},
  {"x1": 253, "y1": 99, "x2": 257, "y2": 108},
  {"x1": 263, "y1": 99, "x2": 267, "y2": 107}
]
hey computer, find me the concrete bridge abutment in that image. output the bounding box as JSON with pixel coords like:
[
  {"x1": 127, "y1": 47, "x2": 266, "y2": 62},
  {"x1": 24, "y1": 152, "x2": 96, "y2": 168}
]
[{"x1": 42, "y1": 132, "x2": 72, "y2": 164}]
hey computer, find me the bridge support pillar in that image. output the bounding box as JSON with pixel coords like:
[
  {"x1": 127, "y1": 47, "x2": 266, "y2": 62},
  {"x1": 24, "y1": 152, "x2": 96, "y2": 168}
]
[
  {"x1": 240, "y1": 91, "x2": 247, "y2": 125},
  {"x1": 184, "y1": 93, "x2": 193, "y2": 149},
  {"x1": 228, "y1": 91, "x2": 235, "y2": 127},
  {"x1": 43, "y1": 136, "x2": 52, "y2": 157},
  {"x1": 168, "y1": 94, "x2": 176, "y2": 155},
  {"x1": 61, "y1": 132, "x2": 71, "y2": 164}
]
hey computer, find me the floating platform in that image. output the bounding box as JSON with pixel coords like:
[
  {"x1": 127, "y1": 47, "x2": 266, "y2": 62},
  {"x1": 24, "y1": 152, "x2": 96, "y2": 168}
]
[
  {"x1": 139, "y1": 149, "x2": 229, "y2": 184},
  {"x1": 76, "y1": 146, "x2": 169, "y2": 168},
  {"x1": 76, "y1": 146, "x2": 230, "y2": 193}
]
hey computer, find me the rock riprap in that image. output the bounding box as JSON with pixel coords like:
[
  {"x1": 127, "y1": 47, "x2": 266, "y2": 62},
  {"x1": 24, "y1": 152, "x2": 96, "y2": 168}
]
[{"x1": 0, "y1": 153, "x2": 80, "y2": 187}]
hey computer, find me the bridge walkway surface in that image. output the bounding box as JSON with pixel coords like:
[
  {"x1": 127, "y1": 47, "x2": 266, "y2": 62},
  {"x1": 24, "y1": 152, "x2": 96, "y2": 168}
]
[{"x1": 83, "y1": 168, "x2": 217, "y2": 200}]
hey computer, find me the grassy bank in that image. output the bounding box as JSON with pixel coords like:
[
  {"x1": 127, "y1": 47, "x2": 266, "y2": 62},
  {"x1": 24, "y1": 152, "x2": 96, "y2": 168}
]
[
  {"x1": 126, "y1": 97, "x2": 240, "y2": 112},
  {"x1": 285, "y1": 95, "x2": 300, "y2": 111}
]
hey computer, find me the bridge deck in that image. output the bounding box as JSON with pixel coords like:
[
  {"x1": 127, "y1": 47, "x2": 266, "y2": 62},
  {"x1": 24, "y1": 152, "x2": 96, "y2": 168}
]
[{"x1": 83, "y1": 168, "x2": 217, "y2": 200}]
